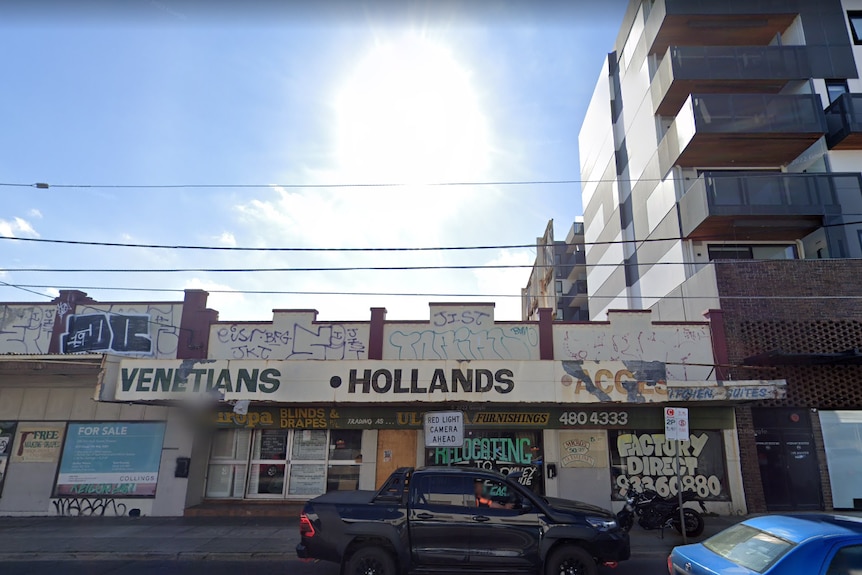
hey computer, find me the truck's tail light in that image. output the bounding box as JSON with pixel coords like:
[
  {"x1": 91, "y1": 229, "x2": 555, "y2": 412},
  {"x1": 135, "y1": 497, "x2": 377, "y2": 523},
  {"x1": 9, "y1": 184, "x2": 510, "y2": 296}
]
[{"x1": 300, "y1": 513, "x2": 316, "y2": 538}]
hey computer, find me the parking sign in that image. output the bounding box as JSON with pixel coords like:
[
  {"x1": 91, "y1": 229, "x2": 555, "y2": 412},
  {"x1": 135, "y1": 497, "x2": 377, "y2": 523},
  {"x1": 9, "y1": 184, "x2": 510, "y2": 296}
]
[{"x1": 664, "y1": 407, "x2": 689, "y2": 441}]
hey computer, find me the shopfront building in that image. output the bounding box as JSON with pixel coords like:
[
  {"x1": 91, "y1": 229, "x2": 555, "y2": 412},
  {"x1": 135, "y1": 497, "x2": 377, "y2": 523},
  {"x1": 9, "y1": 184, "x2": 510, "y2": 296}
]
[{"x1": 98, "y1": 351, "x2": 782, "y2": 515}]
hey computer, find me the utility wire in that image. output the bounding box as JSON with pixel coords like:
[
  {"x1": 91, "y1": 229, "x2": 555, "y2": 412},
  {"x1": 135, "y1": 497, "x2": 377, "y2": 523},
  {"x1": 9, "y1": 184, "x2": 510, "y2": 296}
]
[
  {"x1": 3, "y1": 282, "x2": 862, "y2": 301},
  {"x1": 4, "y1": 257, "x2": 862, "y2": 273},
  {"x1": 3, "y1": 171, "x2": 856, "y2": 190},
  {"x1": 3, "y1": 218, "x2": 862, "y2": 253},
  {"x1": 0, "y1": 279, "x2": 187, "y2": 334}
]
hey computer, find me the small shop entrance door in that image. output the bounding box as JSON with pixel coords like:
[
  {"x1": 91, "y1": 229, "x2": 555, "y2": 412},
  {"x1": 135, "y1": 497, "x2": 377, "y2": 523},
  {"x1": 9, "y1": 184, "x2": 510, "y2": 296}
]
[{"x1": 753, "y1": 408, "x2": 823, "y2": 511}]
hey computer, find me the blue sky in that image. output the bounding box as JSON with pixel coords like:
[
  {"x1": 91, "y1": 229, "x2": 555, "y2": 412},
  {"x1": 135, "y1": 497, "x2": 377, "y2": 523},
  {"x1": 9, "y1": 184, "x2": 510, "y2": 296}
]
[{"x1": 0, "y1": 0, "x2": 627, "y2": 321}]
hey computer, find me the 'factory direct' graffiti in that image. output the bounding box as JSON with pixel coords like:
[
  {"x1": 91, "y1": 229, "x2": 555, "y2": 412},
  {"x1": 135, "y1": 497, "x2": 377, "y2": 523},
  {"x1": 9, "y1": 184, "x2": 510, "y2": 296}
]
[{"x1": 610, "y1": 430, "x2": 729, "y2": 501}]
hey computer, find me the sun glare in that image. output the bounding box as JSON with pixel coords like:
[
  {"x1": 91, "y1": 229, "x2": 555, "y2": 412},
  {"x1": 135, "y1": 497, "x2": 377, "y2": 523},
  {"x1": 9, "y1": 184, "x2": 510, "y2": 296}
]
[{"x1": 335, "y1": 34, "x2": 490, "y2": 184}]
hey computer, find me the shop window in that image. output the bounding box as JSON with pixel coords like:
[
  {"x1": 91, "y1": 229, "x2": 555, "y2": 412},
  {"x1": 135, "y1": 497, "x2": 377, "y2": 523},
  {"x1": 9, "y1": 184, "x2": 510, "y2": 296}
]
[
  {"x1": 206, "y1": 429, "x2": 251, "y2": 499},
  {"x1": 205, "y1": 428, "x2": 363, "y2": 500},
  {"x1": 424, "y1": 429, "x2": 544, "y2": 495},
  {"x1": 326, "y1": 430, "x2": 362, "y2": 492},
  {"x1": 608, "y1": 429, "x2": 729, "y2": 501},
  {"x1": 0, "y1": 422, "x2": 17, "y2": 498}
]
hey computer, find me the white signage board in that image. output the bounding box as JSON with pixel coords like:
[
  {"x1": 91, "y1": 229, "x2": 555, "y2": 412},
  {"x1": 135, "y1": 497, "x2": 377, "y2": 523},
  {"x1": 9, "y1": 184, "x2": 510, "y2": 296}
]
[
  {"x1": 100, "y1": 358, "x2": 785, "y2": 405},
  {"x1": 664, "y1": 407, "x2": 690, "y2": 441},
  {"x1": 424, "y1": 411, "x2": 464, "y2": 447}
]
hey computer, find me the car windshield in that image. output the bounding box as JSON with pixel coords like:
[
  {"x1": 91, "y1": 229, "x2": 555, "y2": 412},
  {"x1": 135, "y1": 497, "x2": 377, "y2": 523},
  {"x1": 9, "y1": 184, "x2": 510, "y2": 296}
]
[{"x1": 704, "y1": 524, "x2": 796, "y2": 573}]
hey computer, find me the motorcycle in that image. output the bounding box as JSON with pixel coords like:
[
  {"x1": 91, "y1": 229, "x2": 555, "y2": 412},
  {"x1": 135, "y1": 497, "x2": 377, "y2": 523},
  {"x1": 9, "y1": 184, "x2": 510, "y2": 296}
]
[{"x1": 616, "y1": 486, "x2": 707, "y2": 537}]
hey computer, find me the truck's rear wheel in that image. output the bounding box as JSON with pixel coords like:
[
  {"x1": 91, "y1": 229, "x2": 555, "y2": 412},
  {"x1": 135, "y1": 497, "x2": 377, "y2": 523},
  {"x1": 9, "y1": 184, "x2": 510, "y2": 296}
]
[
  {"x1": 545, "y1": 545, "x2": 597, "y2": 575},
  {"x1": 344, "y1": 546, "x2": 396, "y2": 575}
]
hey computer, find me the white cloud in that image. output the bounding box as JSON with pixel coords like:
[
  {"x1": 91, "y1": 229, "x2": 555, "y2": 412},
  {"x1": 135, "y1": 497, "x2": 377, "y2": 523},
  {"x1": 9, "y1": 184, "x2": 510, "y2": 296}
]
[
  {"x1": 215, "y1": 232, "x2": 237, "y2": 247},
  {"x1": 45, "y1": 287, "x2": 59, "y2": 298},
  {"x1": 0, "y1": 216, "x2": 39, "y2": 238},
  {"x1": 28, "y1": 209, "x2": 43, "y2": 219},
  {"x1": 183, "y1": 278, "x2": 251, "y2": 321},
  {"x1": 471, "y1": 249, "x2": 534, "y2": 320}
]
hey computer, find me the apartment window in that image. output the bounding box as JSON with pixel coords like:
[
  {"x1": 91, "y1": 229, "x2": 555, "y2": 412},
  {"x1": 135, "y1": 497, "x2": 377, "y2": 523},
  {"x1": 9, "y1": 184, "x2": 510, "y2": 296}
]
[
  {"x1": 848, "y1": 11, "x2": 862, "y2": 44},
  {"x1": 707, "y1": 244, "x2": 798, "y2": 261},
  {"x1": 555, "y1": 309, "x2": 564, "y2": 321},
  {"x1": 555, "y1": 280, "x2": 563, "y2": 293},
  {"x1": 826, "y1": 79, "x2": 849, "y2": 104}
]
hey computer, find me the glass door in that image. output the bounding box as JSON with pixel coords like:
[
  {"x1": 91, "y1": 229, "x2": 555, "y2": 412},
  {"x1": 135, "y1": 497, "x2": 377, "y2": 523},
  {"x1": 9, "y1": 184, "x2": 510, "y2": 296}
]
[
  {"x1": 287, "y1": 430, "x2": 328, "y2": 498},
  {"x1": 205, "y1": 429, "x2": 251, "y2": 499},
  {"x1": 246, "y1": 429, "x2": 289, "y2": 498}
]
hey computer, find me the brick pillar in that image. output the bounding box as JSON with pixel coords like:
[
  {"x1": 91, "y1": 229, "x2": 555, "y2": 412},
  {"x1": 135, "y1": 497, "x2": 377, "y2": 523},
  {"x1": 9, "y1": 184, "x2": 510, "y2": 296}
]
[
  {"x1": 177, "y1": 289, "x2": 219, "y2": 360},
  {"x1": 49, "y1": 290, "x2": 96, "y2": 353},
  {"x1": 809, "y1": 411, "x2": 834, "y2": 511},
  {"x1": 368, "y1": 307, "x2": 387, "y2": 360},
  {"x1": 735, "y1": 405, "x2": 767, "y2": 513},
  {"x1": 537, "y1": 308, "x2": 554, "y2": 360}
]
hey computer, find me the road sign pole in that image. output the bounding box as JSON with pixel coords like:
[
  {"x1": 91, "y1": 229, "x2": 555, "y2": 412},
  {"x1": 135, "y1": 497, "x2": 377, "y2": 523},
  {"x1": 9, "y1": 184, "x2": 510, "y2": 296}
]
[{"x1": 677, "y1": 439, "x2": 686, "y2": 545}]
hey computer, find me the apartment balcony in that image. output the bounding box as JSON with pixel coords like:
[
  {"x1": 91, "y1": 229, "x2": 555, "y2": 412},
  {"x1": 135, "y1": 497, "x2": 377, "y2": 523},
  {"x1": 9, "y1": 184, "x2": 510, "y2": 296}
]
[
  {"x1": 644, "y1": 0, "x2": 798, "y2": 57},
  {"x1": 565, "y1": 221, "x2": 584, "y2": 244},
  {"x1": 678, "y1": 171, "x2": 858, "y2": 240},
  {"x1": 564, "y1": 251, "x2": 586, "y2": 281},
  {"x1": 565, "y1": 280, "x2": 588, "y2": 309},
  {"x1": 825, "y1": 93, "x2": 862, "y2": 150},
  {"x1": 651, "y1": 45, "x2": 810, "y2": 116},
  {"x1": 657, "y1": 93, "x2": 827, "y2": 174}
]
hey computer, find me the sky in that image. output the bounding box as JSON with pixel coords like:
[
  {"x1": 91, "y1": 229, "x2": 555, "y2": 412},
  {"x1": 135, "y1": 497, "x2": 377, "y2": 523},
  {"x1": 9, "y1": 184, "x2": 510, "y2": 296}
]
[{"x1": 0, "y1": 0, "x2": 628, "y2": 322}]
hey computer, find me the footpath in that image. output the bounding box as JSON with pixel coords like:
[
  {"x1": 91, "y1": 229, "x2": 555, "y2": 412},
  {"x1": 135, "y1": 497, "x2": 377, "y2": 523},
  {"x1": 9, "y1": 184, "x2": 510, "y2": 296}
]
[{"x1": 0, "y1": 514, "x2": 746, "y2": 562}]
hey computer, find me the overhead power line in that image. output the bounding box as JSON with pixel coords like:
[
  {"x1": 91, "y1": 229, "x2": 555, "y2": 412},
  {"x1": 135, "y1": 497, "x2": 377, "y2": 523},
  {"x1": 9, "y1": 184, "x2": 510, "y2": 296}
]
[
  {"x1": 3, "y1": 217, "x2": 862, "y2": 254},
  {"x1": 3, "y1": 281, "x2": 862, "y2": 301},
  {"x1": 7, "y1": 257, "x2": 862, "y2": 274},
  {"x1": 3, "y1": 171, "x2": 855, "y2": 190},
  {"x1": 0, "y1": 279, "x2": 188, "y2": 334}
]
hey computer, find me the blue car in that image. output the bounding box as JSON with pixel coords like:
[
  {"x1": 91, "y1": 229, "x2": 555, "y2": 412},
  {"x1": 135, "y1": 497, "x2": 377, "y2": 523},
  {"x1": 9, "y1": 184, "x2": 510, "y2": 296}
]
[{"x1": 668, "y1": 514, "x2": 862, "y2": 574}]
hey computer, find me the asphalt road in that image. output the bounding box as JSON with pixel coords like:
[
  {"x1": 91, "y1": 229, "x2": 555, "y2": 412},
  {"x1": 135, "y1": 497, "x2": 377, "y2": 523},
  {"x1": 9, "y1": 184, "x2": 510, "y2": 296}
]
[{"x1": 1, "y1": 557, "x2": 670, "y2": 575}]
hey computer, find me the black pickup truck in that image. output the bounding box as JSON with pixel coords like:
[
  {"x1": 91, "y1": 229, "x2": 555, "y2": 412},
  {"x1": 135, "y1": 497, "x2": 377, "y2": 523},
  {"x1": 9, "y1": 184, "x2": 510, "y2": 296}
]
[{"x1": 296, "y1": 466, "x2": 629, "y2": 575}]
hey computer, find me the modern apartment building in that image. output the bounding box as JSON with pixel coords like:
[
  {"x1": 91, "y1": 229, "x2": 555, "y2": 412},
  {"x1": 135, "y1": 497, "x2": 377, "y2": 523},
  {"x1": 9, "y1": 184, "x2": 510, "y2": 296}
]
[
  {"x1": 581, "y1": 0, "x2": 862, "y2": 321},
  {"x1": 521, "y1": 219, "x2": 589, "y2": 321},
  {"x1": 579, "y1": 0, "x2": 862, "y2": 512}
]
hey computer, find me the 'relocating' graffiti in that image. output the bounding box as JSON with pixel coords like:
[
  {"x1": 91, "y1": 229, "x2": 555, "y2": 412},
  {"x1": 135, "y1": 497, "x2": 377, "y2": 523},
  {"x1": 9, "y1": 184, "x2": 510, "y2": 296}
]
[{"x1": 52, "y1": 497, "x2": 128, "y2": 516}]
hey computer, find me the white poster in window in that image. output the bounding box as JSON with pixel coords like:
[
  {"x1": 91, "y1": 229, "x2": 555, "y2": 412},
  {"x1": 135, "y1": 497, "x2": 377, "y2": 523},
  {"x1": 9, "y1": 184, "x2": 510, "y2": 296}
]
[
  {"x1": 292, "y1": 431, "x2": 327, "y2": 460},
  {"x1": 288, "y1": 464, "x2": 326, "y2": 495}
]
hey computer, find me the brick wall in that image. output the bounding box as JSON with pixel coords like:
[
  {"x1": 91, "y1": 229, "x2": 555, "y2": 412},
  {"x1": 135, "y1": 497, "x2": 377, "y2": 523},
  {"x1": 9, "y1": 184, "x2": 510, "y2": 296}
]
[
  {"x1": 714, "y1": 260, "x2": 862, "y2": 409},
  {"x1": 713, "y1": 260, "x2": 862, "y2": 511},
  {"x1": 734, "y1": 405, "x2": 767, "y2": 513},
  {"x1": 809, "y1": 412, "x2": 834, "y2": 511}
]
